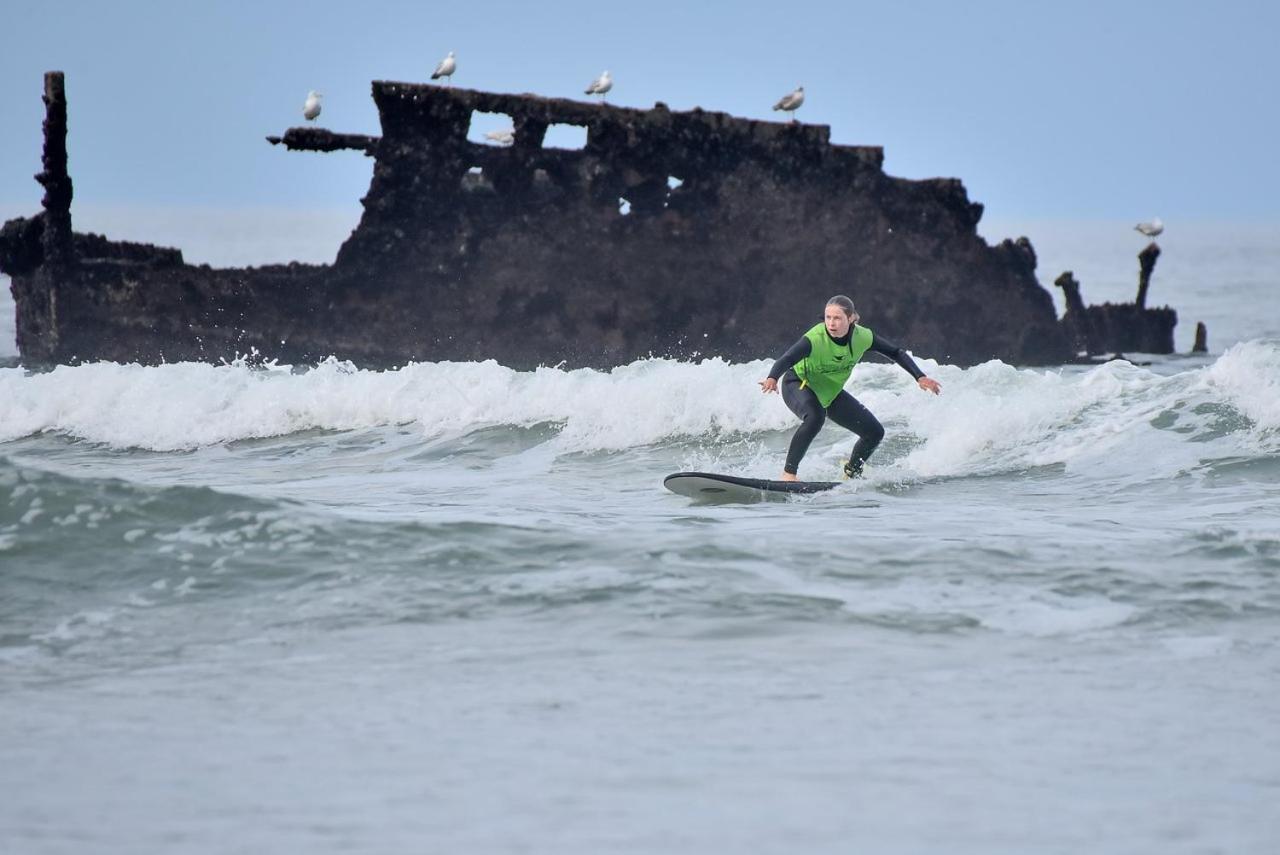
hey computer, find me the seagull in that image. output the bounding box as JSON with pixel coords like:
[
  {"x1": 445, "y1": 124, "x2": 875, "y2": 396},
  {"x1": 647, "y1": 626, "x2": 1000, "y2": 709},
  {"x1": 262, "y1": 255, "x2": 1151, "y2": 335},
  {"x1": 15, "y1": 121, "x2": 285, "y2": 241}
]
[
  {"x1": 585, "y1": 70, "x2": 613, "y2": 100},
  {"x1": 1134, "y1": 217, "x2": 1164, "y2": 238},
  {"x1": 773, "y1": 86, "x2": 805, "y2": 122},
  {"x1": 432, "y1": 51, "x2": 457, "y2": 84},
  {"x1": 484, "y1": 127, "x2": 515, "y2": 146},
  {"x1": 302, "y1": 90, "x2": 322, "y2": 121}
]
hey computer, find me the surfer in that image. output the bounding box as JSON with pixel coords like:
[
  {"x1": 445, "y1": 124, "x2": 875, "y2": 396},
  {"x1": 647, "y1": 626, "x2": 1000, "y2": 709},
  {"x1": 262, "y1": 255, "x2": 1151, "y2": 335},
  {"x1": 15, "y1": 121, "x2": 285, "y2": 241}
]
[{"x1": 758, "y1": 295, "x2": 941, "y2": 481}]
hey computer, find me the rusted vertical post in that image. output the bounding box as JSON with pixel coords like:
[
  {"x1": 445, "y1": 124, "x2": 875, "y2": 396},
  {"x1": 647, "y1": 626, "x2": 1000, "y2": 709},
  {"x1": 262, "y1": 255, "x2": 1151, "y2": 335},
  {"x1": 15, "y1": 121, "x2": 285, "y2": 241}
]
[
  {"x1": 1055, "y1": 270, "x2": 1086, "y2": 317},
  {"x1": 1136, "y1": 242, "x2": 1160, "y2": 309},
  {"x1": 36, "y1": 71, "x2": 74, "y2": 266},
  {"x1": 1192, "y1": 321, "x2": 1207, "y2": 353},
  {"x1": 1055, "y1": 270, "x2": 1094, "y2": 354}
]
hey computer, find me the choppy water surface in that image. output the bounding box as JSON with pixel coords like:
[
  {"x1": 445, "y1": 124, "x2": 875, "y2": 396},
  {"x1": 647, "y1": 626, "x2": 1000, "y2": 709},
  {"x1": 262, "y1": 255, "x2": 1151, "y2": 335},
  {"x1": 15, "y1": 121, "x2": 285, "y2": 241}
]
[{"x1": 2, "y1": 225, "x2": 1279, "y2": 853}]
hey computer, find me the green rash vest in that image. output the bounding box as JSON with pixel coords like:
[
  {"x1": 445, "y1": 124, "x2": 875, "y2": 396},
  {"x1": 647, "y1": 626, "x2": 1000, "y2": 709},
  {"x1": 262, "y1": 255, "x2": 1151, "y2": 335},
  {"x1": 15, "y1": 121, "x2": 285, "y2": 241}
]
[{"x1": 792, "y1": 323, "x2": 874, "y2": 408}]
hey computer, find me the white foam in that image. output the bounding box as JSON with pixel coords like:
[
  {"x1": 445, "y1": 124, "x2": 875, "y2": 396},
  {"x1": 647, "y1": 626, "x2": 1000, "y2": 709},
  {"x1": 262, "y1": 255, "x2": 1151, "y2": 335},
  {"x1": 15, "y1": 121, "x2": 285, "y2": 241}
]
[
  {"x1": 2, "y1": 345, "x2": 1277, "y2": 474},
  {"x1": 1197, "y1": 339, "x2": 1280, "y2": 442},
  {"x1": 32, "y1": 609, "x2": 118, "y2": 643},
  {"x1": 977, "y1": 597, "x2": 1138, "y2": 637},
  {"x1": 0, "y1": 356, "x2": 791, "y2": 452},
  {"x1": 904, "y1": 358, "x2": 1178, "y2": 473},
  {"x1": 739, "y1": 562, "x2": 1142, "y2": 639}
]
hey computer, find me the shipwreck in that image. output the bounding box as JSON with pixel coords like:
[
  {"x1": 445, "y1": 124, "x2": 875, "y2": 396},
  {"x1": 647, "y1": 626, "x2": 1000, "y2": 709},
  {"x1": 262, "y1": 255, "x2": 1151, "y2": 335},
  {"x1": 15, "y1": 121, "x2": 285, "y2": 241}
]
[{"x1": 1, "y1": 72, "x2": 1178, "y2": 369}]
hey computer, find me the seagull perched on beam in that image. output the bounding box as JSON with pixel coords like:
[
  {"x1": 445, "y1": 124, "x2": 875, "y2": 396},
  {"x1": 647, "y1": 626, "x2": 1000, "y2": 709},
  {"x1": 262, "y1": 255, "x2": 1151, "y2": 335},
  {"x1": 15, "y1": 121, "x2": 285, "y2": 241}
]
[
  {"x1": 302, "y1": 91, "x2": 322, "y2": 121},
  {"x1": 585, "y1": 70, "x2": 613, "y2": 100},
  {"x1": 432, "y1": 51, "x2": 457, "y2": 84},
  {"x1": 484, "y1": 127, "x2": 515, "y2": 146},
  {"x1": 772, "y1": 86, "x2": 804, "y2": 122},
  {"x1": 1134, "y1": 217, "x2": 1164, "y2": 238}
]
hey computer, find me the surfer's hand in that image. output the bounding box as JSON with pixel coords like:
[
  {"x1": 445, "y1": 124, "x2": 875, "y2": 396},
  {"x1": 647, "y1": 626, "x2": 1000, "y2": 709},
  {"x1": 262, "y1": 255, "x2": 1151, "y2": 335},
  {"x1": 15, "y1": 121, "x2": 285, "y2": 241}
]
[
  {"x1": 918, "y1": 376, "x2": 941, "y2": 395},
  {"x1": 759, "y1": 377, "x2": 779, "y2": 394}
]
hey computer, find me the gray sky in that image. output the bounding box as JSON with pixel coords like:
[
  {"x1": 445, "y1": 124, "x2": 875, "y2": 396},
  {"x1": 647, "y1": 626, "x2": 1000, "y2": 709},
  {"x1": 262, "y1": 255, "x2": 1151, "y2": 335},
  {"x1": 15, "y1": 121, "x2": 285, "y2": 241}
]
[{"x1": 2, "y1": 0, "x2": 1277, "y2": 221}]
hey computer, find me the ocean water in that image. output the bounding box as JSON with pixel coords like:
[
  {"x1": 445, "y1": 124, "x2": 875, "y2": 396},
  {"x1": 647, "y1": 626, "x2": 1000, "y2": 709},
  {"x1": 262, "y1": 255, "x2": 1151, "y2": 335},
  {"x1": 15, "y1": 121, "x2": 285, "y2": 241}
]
[{"x1": 2, "y1": 220, "x2": 1279, "y2": 854}]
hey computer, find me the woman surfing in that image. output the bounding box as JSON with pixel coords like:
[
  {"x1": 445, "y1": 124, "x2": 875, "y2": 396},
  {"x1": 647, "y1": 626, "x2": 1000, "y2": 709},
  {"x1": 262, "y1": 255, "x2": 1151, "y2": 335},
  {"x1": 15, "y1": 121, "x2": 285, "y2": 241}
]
[{"x1": 758, "y1": 295, "x2": 941, "y2": 481}]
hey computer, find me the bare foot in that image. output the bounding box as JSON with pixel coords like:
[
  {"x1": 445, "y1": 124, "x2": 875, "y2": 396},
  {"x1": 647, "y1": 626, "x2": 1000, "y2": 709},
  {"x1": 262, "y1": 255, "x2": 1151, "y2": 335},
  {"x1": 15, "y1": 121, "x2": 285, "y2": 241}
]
[{"x1": 779, "y1": 472, "x2": 799, "y2": 482}]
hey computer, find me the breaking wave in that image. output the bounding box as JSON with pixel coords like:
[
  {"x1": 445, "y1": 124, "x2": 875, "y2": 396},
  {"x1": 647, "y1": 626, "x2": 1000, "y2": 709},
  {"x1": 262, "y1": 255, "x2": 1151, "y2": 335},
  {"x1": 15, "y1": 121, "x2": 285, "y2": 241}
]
[{"x1": 1, "y1": 341, "x2": 1277, "y2": 480}]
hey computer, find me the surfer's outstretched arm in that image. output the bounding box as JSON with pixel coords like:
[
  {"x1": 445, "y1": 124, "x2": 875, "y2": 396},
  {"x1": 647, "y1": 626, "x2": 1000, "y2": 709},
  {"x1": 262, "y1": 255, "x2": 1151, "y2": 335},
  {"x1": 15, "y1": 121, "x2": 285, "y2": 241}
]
[
  {"x1": 758, "y1": 336, "x2": 811, "y2": 393},
  {"x1": 869, "y1": 335, "x2": 941, "y2": 395}
]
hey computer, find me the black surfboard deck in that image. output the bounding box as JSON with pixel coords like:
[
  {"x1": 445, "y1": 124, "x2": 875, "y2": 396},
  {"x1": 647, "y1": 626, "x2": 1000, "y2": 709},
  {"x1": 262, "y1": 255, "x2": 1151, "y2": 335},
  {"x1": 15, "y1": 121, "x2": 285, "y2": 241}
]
[{"x1": 663, "y1": 471, "x2": 843, "y2": 502}]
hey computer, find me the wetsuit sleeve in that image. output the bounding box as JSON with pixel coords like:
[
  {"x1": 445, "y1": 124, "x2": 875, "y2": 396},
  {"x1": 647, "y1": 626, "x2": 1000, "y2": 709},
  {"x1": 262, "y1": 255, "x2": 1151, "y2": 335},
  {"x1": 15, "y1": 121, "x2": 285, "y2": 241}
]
[
  {"x1": 868, "y1": 334, "x2": 926, "y2": 380},
  {"x1": 768, "y1": 336, "x2": 812, "y2": 379}
]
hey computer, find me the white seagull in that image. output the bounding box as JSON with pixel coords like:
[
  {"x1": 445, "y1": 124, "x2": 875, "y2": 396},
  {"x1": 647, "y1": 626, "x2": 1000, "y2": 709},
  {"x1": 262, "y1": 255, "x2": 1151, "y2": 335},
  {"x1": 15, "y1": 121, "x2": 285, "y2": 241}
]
[
  {"x1": 1134, "y1": 217, "x2": 1164, "y2": 238},
  {"x1": 484, "y1": 127, "x2": 515, "y2": 146},
  {"x1": 432, "y1": 51, "x2": 457, "y2": 84},
  {"x1": 302, "y1": 90, "x2": 322, "y2": 121},
  {"x1": 585, "y1": 70, "x2": 613, "y2": 100},
  {"x1": 773, "y1": 86, "x2": 804, "y2": 121}
]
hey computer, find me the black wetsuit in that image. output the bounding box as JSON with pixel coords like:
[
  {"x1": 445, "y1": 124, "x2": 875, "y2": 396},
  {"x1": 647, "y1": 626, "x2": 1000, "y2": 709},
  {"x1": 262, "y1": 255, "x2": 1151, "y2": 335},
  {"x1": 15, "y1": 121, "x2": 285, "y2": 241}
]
[{"x1": 767, "y1": 328, "x2": 925, "y2": 476}]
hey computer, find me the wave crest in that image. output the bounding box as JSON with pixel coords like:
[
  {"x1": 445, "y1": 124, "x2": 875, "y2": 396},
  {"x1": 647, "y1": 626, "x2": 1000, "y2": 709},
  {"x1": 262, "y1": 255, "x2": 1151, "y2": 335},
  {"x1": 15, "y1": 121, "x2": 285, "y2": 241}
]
[{"x1": 2, "y1": 344, "x2": 1277, "y2": 473}]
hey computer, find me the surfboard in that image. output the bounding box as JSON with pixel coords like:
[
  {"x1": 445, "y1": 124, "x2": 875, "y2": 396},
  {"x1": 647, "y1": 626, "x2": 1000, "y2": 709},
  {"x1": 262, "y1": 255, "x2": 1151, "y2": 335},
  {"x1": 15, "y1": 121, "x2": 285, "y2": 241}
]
[{"x1": 663, "y1": 471, "x2": 842, "y2": 502}]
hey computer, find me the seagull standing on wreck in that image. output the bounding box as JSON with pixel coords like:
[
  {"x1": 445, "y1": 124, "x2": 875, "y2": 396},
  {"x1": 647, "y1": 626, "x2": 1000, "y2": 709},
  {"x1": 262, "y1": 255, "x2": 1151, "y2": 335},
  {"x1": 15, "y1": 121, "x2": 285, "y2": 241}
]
[
  {"x1": 302, "y1": 91, "x2": 322, "y2": 122},
  {"x1": 773, "y1": 86, "x2": 805, "y2": 122},
  {"x1": 1134, "y1": 217, "x2": 1164, "y2": 238},
  {"x1": 484, "y1": 127, "x2": 515, "y2": 146},
  {"x1": 432, "y1": 51, "x2": 457, "y2": 85},
  {"x1": 585, "y1": 70, "x2": 613, "y2": 100}
]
